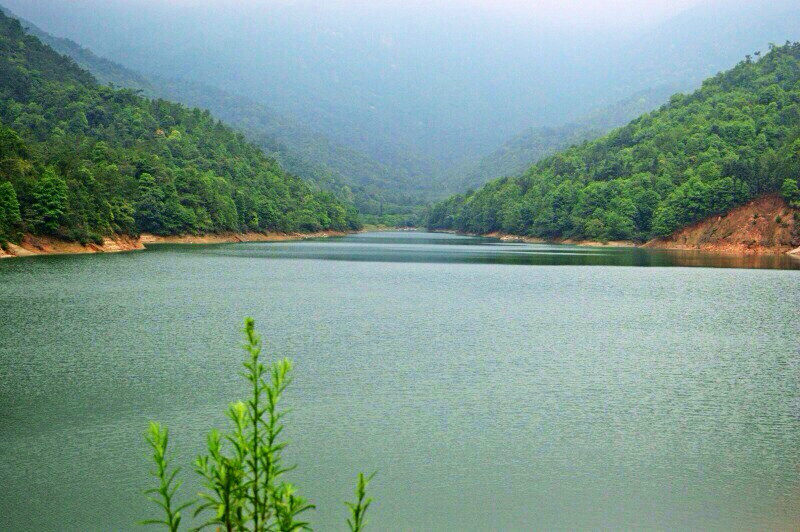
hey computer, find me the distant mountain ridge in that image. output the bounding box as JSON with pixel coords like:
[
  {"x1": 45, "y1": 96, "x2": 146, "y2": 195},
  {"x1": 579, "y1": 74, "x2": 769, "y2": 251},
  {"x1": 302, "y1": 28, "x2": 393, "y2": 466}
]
[
  {"x1": 447, "y1": 85, "x2": 681, "y2": 192},
  {"x1": 428, "y1": 43, "x2": 800, "y2": 248},
  {"x1": 4, "y1": 0, "x2": 800, "y2": 230},
  {"x1": 8, "y1": 3, "x2": 687, "y2": 229},
  {"x1": 7, "y1": 0, "x2": 798, "y2": 187}
]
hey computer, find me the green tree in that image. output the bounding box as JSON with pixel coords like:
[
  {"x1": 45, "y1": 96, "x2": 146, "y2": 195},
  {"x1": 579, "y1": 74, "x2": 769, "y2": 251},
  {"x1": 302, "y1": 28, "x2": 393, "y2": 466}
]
[
  {"x1": 0, "y1": 181, "x2": 22, "y2": 244},
  {"x1": 31, "y1": 168, "x2": 69, "y2": 234},
  {"x1": 134, "y1": 173, "x2": 167, "y2": 234}
]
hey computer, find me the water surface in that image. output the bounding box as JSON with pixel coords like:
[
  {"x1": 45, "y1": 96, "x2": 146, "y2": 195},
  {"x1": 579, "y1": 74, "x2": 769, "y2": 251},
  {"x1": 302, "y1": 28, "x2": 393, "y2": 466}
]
[{"x1": 1, "y1": 232, "x2": 799, "y2": 530}]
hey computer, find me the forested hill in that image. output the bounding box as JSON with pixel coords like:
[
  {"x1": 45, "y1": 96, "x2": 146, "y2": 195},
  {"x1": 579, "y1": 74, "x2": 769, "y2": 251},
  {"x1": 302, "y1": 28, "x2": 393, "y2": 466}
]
[
  {"x1": 0, "y1": 6, "x2": 427, "y2": 225},
  {"x1": 0, "y1": 11, "x2": 359, "y2": 247},
  {"x1": 428, "y1": 43, "x2": 800, "y2": 242},
  {"x1": 446, "y1": 85, "x2": 679, "y2": 193},
  {"x1": 147, "y1": 77, "x2": 430, "y2": 224},
  {"x1": 1, "y1": 7, "x2": 155, "y2": 95}
]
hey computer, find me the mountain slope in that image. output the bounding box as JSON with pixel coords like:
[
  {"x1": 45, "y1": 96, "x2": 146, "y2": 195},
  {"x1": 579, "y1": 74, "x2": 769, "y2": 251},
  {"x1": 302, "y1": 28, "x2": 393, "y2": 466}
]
[
  {"x1": 428, "y1": 43, "x2": 800, "y2": 246},
  {"x1": 148, "y1": 77, "x2": 430, "y2": 217},
  {"x1": 0, "y1": 6, "x2": 427, "y2": 223},
  {"x1": 0, "y1": 10, "x2": 359, "y2": 247},
  {"x1": 13, "y1": 13, "x2": 154, "y2": 94},
  {"x1": 448, "y1": 85, "x2": 679, "y2": 192}
]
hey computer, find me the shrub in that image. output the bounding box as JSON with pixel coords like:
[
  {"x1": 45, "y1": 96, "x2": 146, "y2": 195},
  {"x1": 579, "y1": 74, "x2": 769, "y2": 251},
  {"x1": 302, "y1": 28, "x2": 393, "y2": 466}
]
[
  {"x1": 143, "y1": 318, "x2": 374, "y2": 531},
  {"x1": 782, "y1": 178, "x2": 800, "y2": 208}
]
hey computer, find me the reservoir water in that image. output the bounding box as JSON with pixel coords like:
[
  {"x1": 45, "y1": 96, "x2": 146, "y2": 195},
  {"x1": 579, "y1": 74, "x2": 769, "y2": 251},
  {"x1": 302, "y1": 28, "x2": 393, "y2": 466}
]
[{"x1": 1, "y1": 232, "x2": 799, "y2": 530}]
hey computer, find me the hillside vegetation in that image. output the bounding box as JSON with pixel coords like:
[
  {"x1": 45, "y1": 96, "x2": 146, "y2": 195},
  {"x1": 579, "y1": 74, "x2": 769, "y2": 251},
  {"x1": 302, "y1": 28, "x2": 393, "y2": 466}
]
[
  {"x1": 1, "y1": 7, "x2": 426, "y2": 226},
  {"x1": 149, "y1": 77, "x2": 429, "y2": 225},
  {"x1": 429, "y1": 44, "x2": 800, "y2": 242},
  {"x1": 0, "y1": 11, "x2": 359, "y2": 247},
  {"x1": 447, "y1": 86, "x2": 678, "y2": 192}
]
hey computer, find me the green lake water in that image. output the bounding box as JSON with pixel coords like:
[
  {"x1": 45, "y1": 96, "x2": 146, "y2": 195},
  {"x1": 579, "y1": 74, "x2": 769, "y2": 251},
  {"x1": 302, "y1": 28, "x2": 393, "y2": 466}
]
[{"x1": 1, "y1": 231, "x2": 799, "y2": 530}]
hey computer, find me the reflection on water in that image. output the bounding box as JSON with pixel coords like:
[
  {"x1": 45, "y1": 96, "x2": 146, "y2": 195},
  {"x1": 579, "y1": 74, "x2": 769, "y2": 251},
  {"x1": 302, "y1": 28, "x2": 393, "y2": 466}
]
[{"x1": 178, "y1": 231, "x2": 800, "y2": 270}]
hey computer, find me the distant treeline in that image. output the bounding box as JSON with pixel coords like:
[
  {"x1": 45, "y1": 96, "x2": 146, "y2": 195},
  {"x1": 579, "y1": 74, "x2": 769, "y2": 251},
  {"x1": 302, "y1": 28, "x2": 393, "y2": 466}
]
[
  {"x1": 0, "y1": 11, "x2": 360, "y2": 246},
  {"x1": 428, "y1": 43, "x2": 800, "y2": 241}
]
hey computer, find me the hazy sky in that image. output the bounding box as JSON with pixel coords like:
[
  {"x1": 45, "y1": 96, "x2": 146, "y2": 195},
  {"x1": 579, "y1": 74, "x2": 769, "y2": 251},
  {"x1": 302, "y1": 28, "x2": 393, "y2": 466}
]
[
  {"x1": 304, "y1": 0, "x2": 705, "y2": 28},
  {"x1": 15, "y1": 0, "x2": 704, "y2": 29}
]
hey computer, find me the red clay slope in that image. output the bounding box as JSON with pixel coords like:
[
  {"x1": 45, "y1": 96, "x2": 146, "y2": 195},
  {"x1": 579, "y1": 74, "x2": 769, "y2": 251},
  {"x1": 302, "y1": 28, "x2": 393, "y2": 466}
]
[{"x1": 645, "y1": 195, "x2": 799, "y2": 254}]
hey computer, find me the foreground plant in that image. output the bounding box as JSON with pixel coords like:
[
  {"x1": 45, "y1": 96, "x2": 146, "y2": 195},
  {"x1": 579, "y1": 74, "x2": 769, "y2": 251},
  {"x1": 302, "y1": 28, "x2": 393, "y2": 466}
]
[
  {"x1": 346, "y1": 473, "x2": 375, "y2": 532},
  {"x1": 143, "y1": 318, "x2": 374, "y2": 530},
  {"x1": 143, "y1": 423, "x2": 193, "y2": 531}
]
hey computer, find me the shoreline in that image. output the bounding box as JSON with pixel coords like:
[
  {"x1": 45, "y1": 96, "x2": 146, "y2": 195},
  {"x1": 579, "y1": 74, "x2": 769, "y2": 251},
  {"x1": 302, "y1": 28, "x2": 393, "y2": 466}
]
[
  {"x1": 358, "y1": 224, "x2": 419, "y2": 232},
  {"x1": 435, "y1": 228, "x2": 643, "y2": 249},
  {"x1": 453, "y1": 230, "x2": 799, "y2": 256},
  {"x1": 0, "y1": 230, "x2": 349, "y2": 260},
  {"x1": 482, "y1": 231, "x2": 638, "y2": 248},
  {"x1": 437, "y1": 195, "x2": 800, "y2": 256},
  {"x1": 3, "y1": 225, "x2": 798, "y2": 260}
]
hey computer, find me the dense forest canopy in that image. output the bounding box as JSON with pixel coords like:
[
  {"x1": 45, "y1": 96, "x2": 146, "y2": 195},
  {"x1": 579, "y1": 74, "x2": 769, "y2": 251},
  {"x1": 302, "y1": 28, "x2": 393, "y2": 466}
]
[
  {"x1": 0, "y1": 6, "x2": 425, "y2": 226},
  {"x1": 428, "y1": 43, "x2": 800, "y2": 242},
  {"x1": 446, "y1": 85, "x2": 679, "y2": 193},
  {"x1": 0, "y1": 11, "x2": 359, "y2": 246}
]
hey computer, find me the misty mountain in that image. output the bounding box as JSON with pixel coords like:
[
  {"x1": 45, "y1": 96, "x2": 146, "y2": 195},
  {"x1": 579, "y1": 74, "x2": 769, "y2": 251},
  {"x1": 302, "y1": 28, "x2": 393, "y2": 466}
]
[
  {"x1": 5, "y1": 0, "x2": 798, "y2": 185},
  {"x1": 445, "y1": 0, "x2": 800, "y2": 192},
  {"x1": 3, "y1": 5, "x2": 429, "y2": 222},
  {"x1": 447, "y1": 85, "x2": 680, "y2": 192},
  {"x1": 148, "y1": 76, "x2": 433, "y2": 219},
  {"x1": 0, "y1": 10, "x2": 360, "y2": 245}
]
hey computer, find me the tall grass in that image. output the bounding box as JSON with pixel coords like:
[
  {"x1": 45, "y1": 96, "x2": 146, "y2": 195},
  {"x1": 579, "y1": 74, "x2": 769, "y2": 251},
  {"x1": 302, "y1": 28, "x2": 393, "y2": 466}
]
[{"x1": 143, "y1": 318, "x2": 374, "y2": 531}]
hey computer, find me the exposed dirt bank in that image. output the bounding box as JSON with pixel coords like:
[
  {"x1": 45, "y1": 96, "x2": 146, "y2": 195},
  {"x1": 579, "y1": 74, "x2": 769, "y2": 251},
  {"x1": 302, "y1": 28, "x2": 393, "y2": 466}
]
[
  {"x1": 483, "y1": 232, "x2": 636, "y2": 248},
  {"x1": 0, "y1": 230, "x2": 347, "y2": 259},
  {"x1": 644, "y1": 195, "x2": 798, "y2": 254},
  {"x1": 445, "y1": 196, "x2": 799, "y2": 255},
  {"x1": 0, "y1": 234, "x2": 145, "y2": 259},
  {"x1": 139, "y1": 230, "x2": 347, "y2": 245}
]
